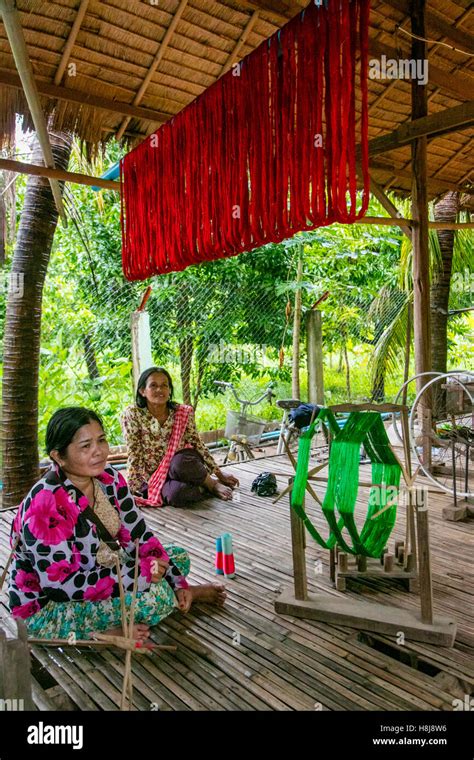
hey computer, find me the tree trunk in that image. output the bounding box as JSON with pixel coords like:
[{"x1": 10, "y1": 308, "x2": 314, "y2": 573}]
[
  {"x1": 371, "y1": 370, "x2": 385, "y2": 403},
  {"x1": 430, "y1": 191, "x2": 460, "y2": 374},
  {"x1": 0, "y1": 172, "x2": 6, "y2": 267},
  {"x1": 83, "y1": 333, "x2": 100, "y2": 381},
  {"x1": 2, "y1": 131, "x2": 72, "y2": 507},
  {"x1": 176, "y1": 284, "x2": 193, "y2": 406},
  {"x1": 338, "y1": 349, "x2": 344, "y2": 372},
  {"x1": 179, "y1": 335, "x2": 193, "y2": 406},
  {"x1": 292, "y1": 252, "x2": 303, "y2": 399},
  {"x1": 343, "y1": 340, "x2": 351, "y2": 401}
]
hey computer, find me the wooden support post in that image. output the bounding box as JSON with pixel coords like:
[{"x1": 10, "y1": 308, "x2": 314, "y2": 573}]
[
  {"x1": 338, "y1": 553, "x2": 348, "y2": 572},
  {"x1": 401, "y1": 407, "x2": 417, "y2": 565},
  {"x1": 357, "y1": 555, "x2": 367, "y2": 572},
  {"x1": 384, "y1": 554, "x2": 394, "y2": 572},
  {"x1": 0, "y1": 0, "x2": 67, "y2": 223},
  {"x1": 289, "y1": 478, "x2": 307, "y2": 600},
  {"x1": 130, "y1": 310, "x2": 153, "y2": 394},
  {"x1": 415, "y1": 487, "x2": 434, "y2": 624},
  {"x1": 411, "y1": 0, "x2": 432, "y2": 471},
  {"x1": 0, "y1": 621, "x2": 34, "y2": 710},
  {"x1": 306, "y1": 309, "x2": 325, "y2": 405},
  {"x1": 329, "y1": 547, "x2": 336, "y2": 582}
]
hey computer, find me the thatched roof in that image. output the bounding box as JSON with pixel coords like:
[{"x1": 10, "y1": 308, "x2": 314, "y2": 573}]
[{"x1": 0, "y1": 0, "x2": 473, "y2": 200}]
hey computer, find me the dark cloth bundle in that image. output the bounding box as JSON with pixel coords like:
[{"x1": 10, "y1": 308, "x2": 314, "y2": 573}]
[
  {"x1": 251, "y1": 472, "x2": 278, "y2": 497},
  {"x1": 289, "y1": 403, "x2": 321, "y2": 430}
]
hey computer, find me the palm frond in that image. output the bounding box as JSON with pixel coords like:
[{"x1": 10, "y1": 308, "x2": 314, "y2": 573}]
[{"x1": 369, "y1": 293, "x2": 411, "y2": 385}]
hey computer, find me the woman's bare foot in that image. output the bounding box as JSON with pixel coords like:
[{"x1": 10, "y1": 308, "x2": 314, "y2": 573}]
[
  {"x1": 212, "y1": 481, "x2": 233, "y2": 501},
  {"x1": 189, "y1": 583, "x2": 227, "y2": 605},
  {"x1": 100, "y1": 623, "x2": 150, "y2": 642},
  {"x1": 204, "y1": 474, "x2": 233, "y2": 501}
]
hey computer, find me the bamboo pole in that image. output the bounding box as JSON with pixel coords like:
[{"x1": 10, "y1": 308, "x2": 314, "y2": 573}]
[
  {"x1": 0, "y1": 0, "x2": 67, "y2": 224},
  {"x1": 0, "y1": 158, "x2": 120, "y2": 191},
  {"x1": 0, "y1": 537, "x2": 20, "y2": 592},
  {"x1": 292, "y1": 249, "x2": 303, "y2": 400},
  {"x1": 411, "y1": 0, "x2": 432, "y2": 472}
]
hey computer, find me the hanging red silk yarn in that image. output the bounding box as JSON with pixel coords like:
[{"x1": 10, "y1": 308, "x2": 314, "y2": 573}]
[{"x1": 120, "y1": 0, "x2": 370, "y2": 280}]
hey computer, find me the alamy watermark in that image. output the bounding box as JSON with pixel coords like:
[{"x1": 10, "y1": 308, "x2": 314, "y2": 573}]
[
  {"x1": 452, "y1": 694, "x2": 474, "y2": 711},
  {"x1": 369, "y1": 485, "x2": 428, "y2": 519},
  {"x1": 207, "y1": 339, "x2": 267, "y2": 365},
  {"x1": 369, "y1": 55, "x2": 428, "y2": 86},
  {"x1": 451, "y1": 269, "x2": 474, "y2": 297},
  {"x1": 27, "y1": 722, "x2": 83, "y2": 749},
  {"x1": 0, "y1": 698, "x2": 24, "y2": 710},
  {"x1": 0, "y1": 271, "x2": 24, "y2": 299}
]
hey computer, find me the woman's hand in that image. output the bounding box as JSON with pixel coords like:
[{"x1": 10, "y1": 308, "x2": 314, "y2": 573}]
[
  {"x1": 176, "y1": 588, "x2": 193, "y2": 613},
  {"x1": 216, "y1": 470, "x2": 239, "y2": 489},
  {"x1": 150, "y1": 559, "x2": 169, "y2": 583}
]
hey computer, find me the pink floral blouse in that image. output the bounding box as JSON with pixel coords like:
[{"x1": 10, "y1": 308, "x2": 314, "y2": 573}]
[
  {"x1": 121, "y1": 404, "x2": 218, "y2": 494},
  {"x1": 8, "y1": 464, "x2": 188, "y2": 620}
]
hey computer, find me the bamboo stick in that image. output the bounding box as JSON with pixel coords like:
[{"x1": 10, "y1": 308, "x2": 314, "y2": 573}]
[
  {"x1": 125, "y1": 540, "x2": 140, "y2": 710},
  {"x1": 0, "y1": 537, "x2": 20, "y2": 592}
]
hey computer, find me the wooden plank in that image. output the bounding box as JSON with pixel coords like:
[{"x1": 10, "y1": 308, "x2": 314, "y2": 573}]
[
  {"x1": 365, "y1": 101, "x2": 474, "y2": 156},
  {"x1": 28, "y1": 648, "x2": 99, "y2": 711},
  {"x1": 275, "y1": 590, "x2": 456, "y2": 646},
  {"x1": 0, "y1": 452, "x2": 472, "y2": 711}
]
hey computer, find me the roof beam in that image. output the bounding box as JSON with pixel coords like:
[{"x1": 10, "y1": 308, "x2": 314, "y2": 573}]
[
  {"x1": 352, "y1": 217, "x2": 474, "y2": 230},
  {"x1": 232, "y1": 0, "x2": 297, "y2": 22},
  {"x1": 365, "y1": 101, "x2": 474, "y2": 156},
  {"x1": 368, "y1": 37, "x2": 472, "y2": 101},
  {"x1": 116, "y1": 0, "x2": 188, "y2": 141},
  {"x1": 0, "y1": 0, "x2": 66, "y2": 224},
  {"x1": 0, "y1": 157, "x2": 120, "y2": 191},
  {"x1": 369, "y1": 161, "x2": 473, "y2": 195},
  {"x1": 2, "y1": 158, "x2": 473, "y2": 220},
  {"x1": 221, "y1": 10, "x2": 260, "y2": 75},
  {"x1": 0, "y1": 69, "x2": 169, "y2": 125},
  {"x1": 54, "y1": 0, "x2": 90, "y2": 86},
  {"x1": 371, "y1": 4, "x2": 473, "y2": 188},
  {"x1": 381, "y1": 0, "x2": 474, "y2": 54}
]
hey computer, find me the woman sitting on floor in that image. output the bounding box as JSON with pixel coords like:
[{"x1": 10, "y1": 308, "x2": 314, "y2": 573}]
[
  {"x1": 8, "y1": 406, "x2": 225, "y2": 641},
  {"x1": 120, "y1": 367, "x2": 239, "y2": 508}
]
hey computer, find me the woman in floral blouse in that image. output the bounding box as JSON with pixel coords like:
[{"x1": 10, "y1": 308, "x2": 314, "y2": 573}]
[
  {"x1": 121, "y1": 367, "x2": 239, "y2": 508},
  {"x1": 8, "y1": 406, "x2": 225, "y2": 640}
]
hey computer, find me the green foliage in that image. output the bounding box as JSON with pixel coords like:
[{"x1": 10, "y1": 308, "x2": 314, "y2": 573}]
[{"x1": 2, "y1": 138, "x2": 472, "y2": 458}]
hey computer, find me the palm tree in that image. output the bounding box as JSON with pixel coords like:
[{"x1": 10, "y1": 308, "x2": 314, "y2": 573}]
[
  {"x1": 369, "y1": 192, "x2": 473, "y2": 401},
  {"x1": 430, "y1": 192, "x2": 459, "y2": 374},
  {"x1": 2, "y1": 130, "x2": 72, "y2": 507}
]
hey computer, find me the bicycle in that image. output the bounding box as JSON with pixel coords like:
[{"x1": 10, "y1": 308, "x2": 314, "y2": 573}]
[{"x1": 214, "y1": 380, "x2": 276, "y2": 463}]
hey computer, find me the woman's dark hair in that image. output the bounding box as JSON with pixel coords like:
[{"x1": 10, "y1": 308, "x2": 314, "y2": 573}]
[
  {"x1": 135, "y1": 367, "x2": 176, "y2": 409},
  {"x1": 46, "y1": 407, "x2": 104, "y2": 456}
]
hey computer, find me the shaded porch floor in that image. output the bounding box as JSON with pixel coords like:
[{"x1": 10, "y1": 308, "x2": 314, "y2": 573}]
[{"x1": 0, "y1": 452, "x2": 473, "y2": 711}]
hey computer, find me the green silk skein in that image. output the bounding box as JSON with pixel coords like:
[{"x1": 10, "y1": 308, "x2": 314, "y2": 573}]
[{"x1": 291, "y1": 410, "x2": 401, "y2": 557}]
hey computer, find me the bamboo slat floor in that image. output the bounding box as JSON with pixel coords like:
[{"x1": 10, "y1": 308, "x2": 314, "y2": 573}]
[{"x1": 0, "y1": 450, "x2": 472, "y2": 711}]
